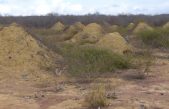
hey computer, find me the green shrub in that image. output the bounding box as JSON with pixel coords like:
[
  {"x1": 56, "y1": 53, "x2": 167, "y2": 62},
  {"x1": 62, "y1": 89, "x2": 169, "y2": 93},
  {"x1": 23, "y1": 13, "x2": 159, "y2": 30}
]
[
  {"x1": 59, "y1": 44, "x2": 132, "y2": 77},
  {"x1": 137, "y1": 28, "x2": 169, "y2": 48}
]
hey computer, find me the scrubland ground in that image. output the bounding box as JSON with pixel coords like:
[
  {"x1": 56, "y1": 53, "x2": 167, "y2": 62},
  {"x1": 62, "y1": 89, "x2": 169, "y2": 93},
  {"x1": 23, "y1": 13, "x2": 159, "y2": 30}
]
[
  {"x1": 0, "y1": 50, "x2": 169, "y2": 109},
  {"x1": 1, "y1": 22, "x2": 169, "y2": 109}
]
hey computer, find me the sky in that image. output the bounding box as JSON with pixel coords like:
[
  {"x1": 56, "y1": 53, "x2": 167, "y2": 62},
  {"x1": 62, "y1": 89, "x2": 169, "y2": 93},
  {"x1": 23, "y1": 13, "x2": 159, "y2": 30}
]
[{"x1": 0, "y1": 0, "x2": 169, "y2": 16}]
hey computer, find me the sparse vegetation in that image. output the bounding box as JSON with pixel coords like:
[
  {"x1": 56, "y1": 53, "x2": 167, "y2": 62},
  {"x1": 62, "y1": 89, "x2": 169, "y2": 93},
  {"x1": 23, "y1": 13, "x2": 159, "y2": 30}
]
[
  {"x1": 142, "y1": 50, "x2": 155, "y2": 77},
  {"x1": 31, "y1": 28, "x2": 58, "y2": 36},
  {"x1": 133, "y1": 49, "x2": 155, "y2": 79},
  {"x1": 111, "y1": 26, "x2": 129, "y2": 36},
  {"x1": 85, "y1": 84, "x2": 108, "y2": 108},
  {"x1": 59, "y1": 44, "x2": 132, "y2": 77},
  {"x1": 137, "y1": 28, "x2": 169, "y2": 48},
  {"x1": 1, "y1": 14, "x2": 169, "y2": 109},
  {"x1": 35, "y1": 74, "x2": 58, "y2": 88}
]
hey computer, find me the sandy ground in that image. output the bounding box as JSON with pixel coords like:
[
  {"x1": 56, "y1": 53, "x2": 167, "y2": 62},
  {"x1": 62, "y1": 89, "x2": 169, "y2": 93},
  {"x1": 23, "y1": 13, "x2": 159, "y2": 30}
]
[{"x1": 0, "y1": 51, "x2": 169, "y2": 109}]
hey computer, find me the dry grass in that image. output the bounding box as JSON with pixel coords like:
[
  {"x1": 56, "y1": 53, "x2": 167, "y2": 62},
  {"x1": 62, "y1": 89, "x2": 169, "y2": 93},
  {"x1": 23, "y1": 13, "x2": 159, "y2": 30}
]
[
  {"x1": 132, "y1": 49, "x2": 155, "y2": 79},
  {"x1": 85, "y1": 84, "x2": 108, "y2": 108}
]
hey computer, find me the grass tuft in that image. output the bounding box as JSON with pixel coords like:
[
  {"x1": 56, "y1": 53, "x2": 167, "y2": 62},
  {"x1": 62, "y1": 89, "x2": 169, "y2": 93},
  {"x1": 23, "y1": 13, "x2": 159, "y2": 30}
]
[{"x1": 85, "y1": 84, "x2": 108, "y2": 108}]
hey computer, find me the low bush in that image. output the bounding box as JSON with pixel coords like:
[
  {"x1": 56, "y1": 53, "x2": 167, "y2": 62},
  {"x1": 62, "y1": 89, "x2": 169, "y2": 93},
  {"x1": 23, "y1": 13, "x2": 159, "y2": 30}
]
[
  {"x1": 137, "y1": 28, "x2": 169, "y2": 48},
  {"x1": 59, "y1": 44, "x2": 132, "y2": 77}
]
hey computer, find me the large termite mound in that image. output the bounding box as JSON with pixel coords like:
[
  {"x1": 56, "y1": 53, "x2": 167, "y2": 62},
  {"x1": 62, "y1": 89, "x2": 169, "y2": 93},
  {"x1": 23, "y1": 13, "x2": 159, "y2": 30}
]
[
  {"x1": 133, "y1": 22, "x2": 153, "y2": 34},
  {"x1": 71, "y1": 23, "x2": 104, "y2": 44},
  {"x1": 0, "y1": 23, "x2": 59, "y2": 71},
  {"x1": 51, "y1": 22, "x2": 65, "y2": 32},
  {"x1": 96, "y1": 32, "x2": 132, "y2": 54}
]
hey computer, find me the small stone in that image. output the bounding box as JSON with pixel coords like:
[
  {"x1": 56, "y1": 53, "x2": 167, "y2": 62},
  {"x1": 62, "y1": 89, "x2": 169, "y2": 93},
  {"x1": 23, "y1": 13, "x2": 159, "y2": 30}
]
[
  {"x1": 41, "y1": 95, "x2": 45, "y2": 98},
  {"x1": 160, "y1": 93, "x2": 164, "y2": 96}
]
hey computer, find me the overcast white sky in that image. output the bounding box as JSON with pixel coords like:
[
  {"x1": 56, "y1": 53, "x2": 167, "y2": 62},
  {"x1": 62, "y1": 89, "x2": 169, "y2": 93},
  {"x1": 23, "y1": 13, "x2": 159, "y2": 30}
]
[{"x1": 0, "y1": 0, "x2": 169, "y2": 16}]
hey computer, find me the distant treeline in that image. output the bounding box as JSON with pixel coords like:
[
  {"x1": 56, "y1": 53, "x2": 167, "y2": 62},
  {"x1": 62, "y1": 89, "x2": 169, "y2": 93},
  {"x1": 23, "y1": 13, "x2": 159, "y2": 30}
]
[{"x1": 1, "y1": 14, "x2": 169, "y2": 28}]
